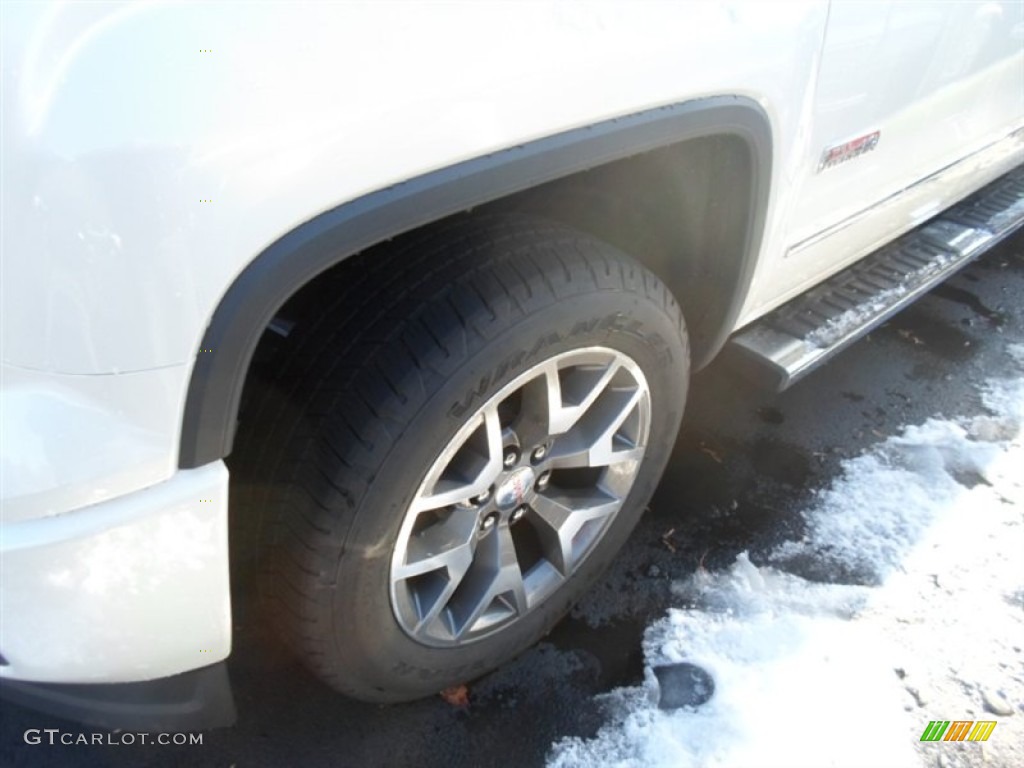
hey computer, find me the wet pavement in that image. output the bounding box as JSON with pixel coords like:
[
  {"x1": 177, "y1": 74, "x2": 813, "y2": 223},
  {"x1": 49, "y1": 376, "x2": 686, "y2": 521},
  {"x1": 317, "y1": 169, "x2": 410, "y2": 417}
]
[{"x1": 3, "y1": 231, "x2": 1022, "y2": 768}]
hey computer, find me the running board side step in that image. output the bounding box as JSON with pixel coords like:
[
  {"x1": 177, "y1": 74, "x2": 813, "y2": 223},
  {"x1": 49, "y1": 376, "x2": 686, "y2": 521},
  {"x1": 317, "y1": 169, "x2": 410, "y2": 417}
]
[{"x1": 726, "y1": 165, "x2": 1024, "y2": 391}]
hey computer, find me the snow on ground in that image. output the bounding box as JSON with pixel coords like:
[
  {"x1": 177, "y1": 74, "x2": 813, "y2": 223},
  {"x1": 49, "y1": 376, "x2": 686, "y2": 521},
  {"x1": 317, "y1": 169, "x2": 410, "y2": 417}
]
[{"x1": 548, "y1": 344, "x2": 1024, "y2": 768}]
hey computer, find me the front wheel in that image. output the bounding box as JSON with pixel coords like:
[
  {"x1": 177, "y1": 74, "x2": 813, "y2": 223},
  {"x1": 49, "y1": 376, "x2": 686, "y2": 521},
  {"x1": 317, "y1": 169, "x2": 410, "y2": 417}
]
[{"x1": 252, "y1": 215, "x2": 689, "y2": 701}]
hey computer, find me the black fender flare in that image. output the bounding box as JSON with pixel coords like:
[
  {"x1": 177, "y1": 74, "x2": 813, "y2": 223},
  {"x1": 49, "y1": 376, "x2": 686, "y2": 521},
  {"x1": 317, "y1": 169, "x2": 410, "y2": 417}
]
[{"x1": 179, "y1": 95, "x2": 772, "y2": 468}]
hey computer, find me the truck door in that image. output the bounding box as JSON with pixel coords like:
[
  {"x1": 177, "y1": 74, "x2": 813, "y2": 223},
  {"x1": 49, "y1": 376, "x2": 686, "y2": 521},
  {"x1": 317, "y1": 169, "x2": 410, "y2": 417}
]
[{"x1": 764, "y1": 0, "x2": 1024, "y2": 309}]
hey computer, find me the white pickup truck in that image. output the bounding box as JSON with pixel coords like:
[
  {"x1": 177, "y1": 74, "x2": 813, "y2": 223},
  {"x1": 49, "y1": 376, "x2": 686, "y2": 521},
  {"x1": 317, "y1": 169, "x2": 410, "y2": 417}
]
[{"x1": 2, "y1": 0, "x2": 1022, "y2": 728}]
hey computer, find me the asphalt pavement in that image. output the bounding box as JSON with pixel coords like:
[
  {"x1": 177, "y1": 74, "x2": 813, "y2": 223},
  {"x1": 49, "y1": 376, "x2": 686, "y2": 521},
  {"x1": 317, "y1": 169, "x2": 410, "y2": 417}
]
[{"x1": 3, "y1": 231, "x2": 1022, "y2": 768}]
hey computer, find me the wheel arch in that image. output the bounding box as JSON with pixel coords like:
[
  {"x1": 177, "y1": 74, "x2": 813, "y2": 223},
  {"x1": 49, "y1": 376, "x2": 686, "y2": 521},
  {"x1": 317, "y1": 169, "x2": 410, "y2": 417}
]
[{"x1": 179, "y1": 96, "x2": 772, "y2": 469}]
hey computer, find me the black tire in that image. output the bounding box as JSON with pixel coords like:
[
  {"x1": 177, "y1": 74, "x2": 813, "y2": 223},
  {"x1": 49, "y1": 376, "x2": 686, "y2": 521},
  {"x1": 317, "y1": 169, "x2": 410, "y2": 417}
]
[{"x1": 244, "y1": 214, "x2": 689, "y2": 701}]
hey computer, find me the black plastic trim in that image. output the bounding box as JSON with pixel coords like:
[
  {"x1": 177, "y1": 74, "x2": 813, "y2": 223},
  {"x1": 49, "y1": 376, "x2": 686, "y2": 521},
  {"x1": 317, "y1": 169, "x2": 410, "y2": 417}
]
[
  {"x1": 0, "y1": 662, "x2": 236, "y2": 732},
  {"x1": 179, "y1": 95, "x2": 773, "y2": 468}
]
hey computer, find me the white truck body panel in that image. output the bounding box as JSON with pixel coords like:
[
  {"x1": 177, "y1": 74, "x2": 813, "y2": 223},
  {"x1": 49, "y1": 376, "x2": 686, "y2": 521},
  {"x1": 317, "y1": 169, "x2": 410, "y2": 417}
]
[
  {"x1": 4, "y1": 0, "x2": 829, "y2": 377},
  {"x1": 0, "y1": 462, "x2": 230, "y2": 682}
]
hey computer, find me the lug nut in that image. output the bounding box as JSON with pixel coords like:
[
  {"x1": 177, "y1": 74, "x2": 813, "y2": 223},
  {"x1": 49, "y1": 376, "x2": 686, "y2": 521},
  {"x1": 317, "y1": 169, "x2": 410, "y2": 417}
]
[
  {"x1": 536, "y1": 470, "x2": 551, "y2": 491},
  {"x1": 503, "y1": 448, "x2": 520, "y2": 468},
  {"x1": 510, "y1": 506, "x2": 528, "y2": 524},
  {"x1": 531, "y1": 444, "x2": 549, "y2": 463},
  {"x1": 479, "y1": 511, "x2": 499, "y2": 533},
  {"x1": 472, "y1": 487, "x2": 491, "y2": 506}
]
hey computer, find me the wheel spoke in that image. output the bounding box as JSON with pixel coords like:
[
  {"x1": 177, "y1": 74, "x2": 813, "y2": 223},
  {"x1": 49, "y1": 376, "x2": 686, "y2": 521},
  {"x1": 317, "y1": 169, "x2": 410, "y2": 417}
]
[
  {"x1": 392, "y1": 508, "x2": 479, "y2": 636},
  {"x1": 451, "y1": 525, "x2": 528, "y2": 640},
  {"x1": 530, "y1": 490, "x2": 620, "y2": 575},
  {"x1": 392, "y1": 507, "x2": 478, "y2": 582},
  {"x1": 411, "y1": 405, "x2": 504, "y2": 513},
  {"x1": 548, "y1": 387, "x2": 645, "y2": 469},
  {"x1": 412, "y1": 573, "x2": 463, "y2": 636},
  {"x1": 544, "y1": 359, "x2": 623, "y2": 435}
]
